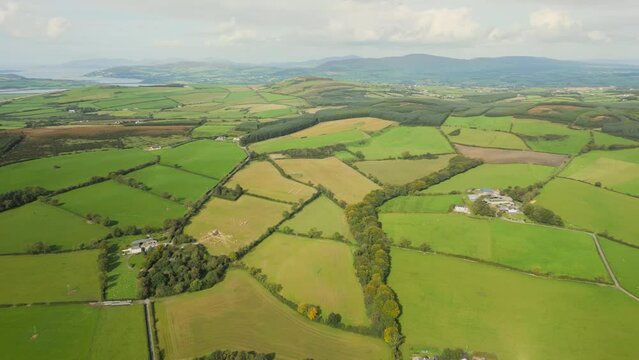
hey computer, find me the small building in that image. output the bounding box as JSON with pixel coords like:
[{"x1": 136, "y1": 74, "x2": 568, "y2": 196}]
[
  {"x1": 68, "y1": 109, "x2": 77, "y2": 114},
  {"x1": 215, "y1": 136, "x2": 226, "y2": 141},
  {"x1": 122, "y1": 237, "x2": 158, "y2": 255},
  {"x1": 453, "y1": 205, "x2": 470, "y2": 214},
  {"x1": 232, "y1": 137, "x2": 240, "y2": 142},
  {"x1": 485, "y1": 195, "x2": 514, "y2": 206},
  {"x1": 147, "y1": 145, "x2": 162, "y2": 151}
]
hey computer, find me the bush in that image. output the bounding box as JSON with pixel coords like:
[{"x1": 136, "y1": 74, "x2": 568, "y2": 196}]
[{"x1": 523, "y1": 204, "x2": 564, "y2": 226}]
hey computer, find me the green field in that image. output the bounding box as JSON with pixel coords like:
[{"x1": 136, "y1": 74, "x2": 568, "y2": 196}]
[
  {"x1": 0, "y1": 148, "x2": 155, "y2": 193},
  {"x1": 512, "y1": 119, "x2": 591, "y2": 154},
  {"x1": 281, "y1": 195, "x2": 353, "y2": 240},
  {"x1": 443, "y1": 115, "x2": 514, "y2": 131},
  {"x1": 243, "y1": 233, "x2": 369, "y2": 325},
  {"x1": 192, "y1": 123, "x2": 236, "y2": 138},
  {"x1": 354, "y1": 155, "x2": 454, "y2": 185},
  {"x1": 443, "y1": 126, "x2": 528, "y2": 150},
  {"x1": 155, "y1": 270, "x2": 390, "y2": 360},
  {"x1": 159, "y1": 140, "x2": 246, "y2": 179},
  {"x1": 0, "y1": 250, "x2": 100, "y2": 304},
  {"x1": 592, "y1": 131, "x2": 638, "y2": 146},
  {"x1": 347, "y1": 126, "x2": 453, "y2": 160},
  {"x1": 381, "y1": 213, "x2": 608, "y2": 281},
  {"x1": 55, "y1": 181, "x2": 185, "y2": 228},
  {"x1": 0, "y1": 202, "x2": 109, "y2": 254},
  {"x1": 390, "y1": 249, "x2": 639, "y2": 360},
  {"x1": 127, "y1": 164, "x2": 217, "y2": 203},
  {"x1": 600, "y1": 238, "x2": 639, "y2": 297},
  {"x1": 0, "y1": 304, "x2": 148, "y2": 360},
  {"x1": 536, "y1": 178, "x2": 639, "y2": 246},
  {"x1": 379, "y1": 195, "x2": 462, "y2": 213},
  {"x1": 423, "y1": 163, "x2": 555, "y2": 194},
  {"x1": 105, "y1": 235, "x2": 147, "y2": 300},
  {"x1": 250, "y1": 129, "x2": 369, "y2": 153}
]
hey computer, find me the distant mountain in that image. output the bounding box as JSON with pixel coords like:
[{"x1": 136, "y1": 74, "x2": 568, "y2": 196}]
[
  {"x1": 264, "y1": 55, "x2": 361, "y2": 68},
  {"x1": 0, "y1": 73, "x2": 86, "y2": 90}
]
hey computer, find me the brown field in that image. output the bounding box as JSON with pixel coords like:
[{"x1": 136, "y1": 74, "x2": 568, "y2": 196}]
[
  {"x1": 528, "y1": 105, "x2": 583, "y2": 115},
  {"x1": 229, "y1": 103, "x2": 289, "y2": 112},
  {"x1": 455, "y1": 144, "x2": 568, "y2": 166},
  {"x1": 10, "y1": 125, "x2": 191, "y2": 139},
  {"x1": 290, "y1": 117, "x2": 396, "y2": 138}
]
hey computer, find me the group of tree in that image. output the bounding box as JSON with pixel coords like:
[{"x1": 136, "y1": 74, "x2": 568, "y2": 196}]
[
  {"x1": 297, "y1": 303, "x2": 322, "y2": 321},
  {"x1": 281, "y1": 144, "x2": 347, "y2": 158},
  {"x1": 194, "y1": 350, "x2": 275, "y2": 360},
  {"x1": 24, "y1": 241, "x2": 57, "y2": 254},
  {"x1": 212, "y1": 184, "x2": 244, "y2": 201},
  {"x1": 112, "y1": 174, "x2": 150, "y2": 191},
  {"x1": 0, "y1": 186, "x2": 50, "y2": 212},
  {"x1": 522, "y1": 204, "x2": 564, "y2": 226},
  {"x1": 470, "y1": 198, "x2": 497, "y2": 217},
  {"x1": 85, "y1": 213, "x2": 114, "y2": 227},
  {"x1": 502, "y1": 183, "x2": 543, "y2": 203}
]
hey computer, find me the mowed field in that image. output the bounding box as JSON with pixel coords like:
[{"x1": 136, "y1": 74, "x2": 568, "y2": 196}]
[
  {"x1": 444, "y1": 115, "x2": 514, "y2": 131},
  {"x1": 600, "y1": 238, "x2": 639, "y2": 297},
  {"x1": 226, "y1": 161, "x2": 316, "y2": 203},
  {"x1": 0, "y1": 304, "x2": 148, "y2": 360},
  {"x1": 185, "y1": 195, "x2": 291, "y2": 255},
  {"x1": 455, "y1": 144, "x2": 569, "y2": 166},
  {"x1": 379, "y1": 195, "x2": 462, "y2": 213},
  {"x1": 423, "y1": 163, "x2": 555, "y2": 194},
  {"x1": 192, "y1": 123, "x2": 236, "y2": 138},
  {"x1": 511, "y1": 118, "x2": 591, "y2": 154},
  {"x1": 390, "y1": 249, "x2": 639, "y2": 360},
  {"x1": 243, "y1": 233, "x2": 369, "y2": 325},
  {"x1": 0, "y1": 250, "x2": 101, "y2": 304},
  {"x1": 250, "y1": 129, "x2": 369, "y2": 153},
  {"x1": 354, "y1": 155, "x2": 455, "y2": 185},
  {"x1": 0, "y1": 148, "x2": 155, "y2": 193},
  {"x1": 536, "y1": 178, "x2": 639, "y2": 246},
  {"x1": 155, "y1": 270, "x2": 390, "y2": 360},
  {"x1": 291, "y1": 117, "x2": 396, "y2": 137},
  {"x1": 276, "y1": 157, "x2": 379, "y2": 204},
  {"x1": 381, "y1": 213, "x2": 608, "y2": 281},
  {"x1": 347, "y1": 126, "x2": 453, "y2": 160},
  {"x1": 159, "y1": 140, "x2": 246, "y2": 179},
  {"x1": 126, "y1": 165, "x2": 217, "y2": 203},
  {"x1": 0, "y1": 201, "x2": 109, "y2": 254},
  {"x1": 282, "y1": 195, "x2": 353, "y2": 240},
  {"x1": 443, "y1": 126, "x2": 528, "y2": 150}
]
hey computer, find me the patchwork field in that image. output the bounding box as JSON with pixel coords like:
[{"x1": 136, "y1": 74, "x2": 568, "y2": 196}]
[
  {"x1": 390, "y1": 249, "x2": 639, "y2": 360},
  {"x1": 0, "y1": 202, "x2": 109, "y2": 254},
  {"x1": 243, "y1": 233, "x2": 369, "y2": 325},
  {"x1": 455, "y1": 144, "x2": 568, "y2": 166},
  {"x1": 185, "y1": 195, "x2": 291, "y2": 255},
  {"x1": 444, "y1": 115, "x2": 514, "y2": 131},
  {"x1": 0, "y1": 304, "x2": 148, "y2": 360},
  {"x1": 276, "y1": 157, "x2": 379, "y2": 203},
  {"x1": 379, "y1": 195, "x2": 463, "y2": 213},
  {"x1": 354, "y1": 155, "x2": 455, "y2": 185},
  {"x1": 536, "y1": 178, "x2": 639, "y2": 246},
  {"x1": 290, "y1": 117, "x2": 396, "y2": 137},
  {"x1": 250, "y1": 129, "x2": 370, "y2": 153},
  {"x1": 281, "y1": 195, "x2": 353, "y2": 240},
  {"x1": 512, "y1": 118, "x2": 590, "y2": 154},
  {"x1": 226, "y1": 161, "x2": 316, "y2": 203},
  {"x1": 600, "y1": 238, "x2": 639, "y2": 297},
  {"x1": 155, "y1": 270, "x2": 390, "y2": 360},
  {"x1": 381, "y1": 213, "x2": 608, "y2": 281},
  {"x1": 159, "y1": 140, "x2": 246, "y2": 179},
  {"x1": 127, "y1": 164, "x2": 217, "y2": 203},
  {"x1": 347, "y1": 126, "x2": 453, "y2": 160},
  {"x1": 443, "y1": 126, "x2": 528, "y2": 150}
]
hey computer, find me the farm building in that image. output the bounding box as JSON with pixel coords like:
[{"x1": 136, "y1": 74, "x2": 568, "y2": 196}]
[
  {"x1": 453, "y1": 205, "x2": 470, "y2": 214},
  {"x1": 122, "y1": 237, "x2": 158, "y2": 255}
]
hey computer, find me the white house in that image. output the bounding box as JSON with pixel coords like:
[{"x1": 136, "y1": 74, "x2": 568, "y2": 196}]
[
  {"x1": 122, "y1": 238, "x2": 158, "y2": 255},
  {"x1": 453, "y1": 205, "x2": 470, "y2": 214}
]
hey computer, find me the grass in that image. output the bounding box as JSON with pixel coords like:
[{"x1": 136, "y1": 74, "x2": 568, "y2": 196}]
[
  {"x1": 600, "y1": 238, "x2": 639, "y2": 297},
  {"x1": 276, "y1": 157, "x2": 380, "y2": 204},
  {"x1": 0, "y1": 250, "x2": 101, "y2": 304},
  {"x1": 185, "y1": 195, "x2": 291, "y2": 255},
  {"x1": 290, "y1": 117, "x2": 396, "y2": 137},
  {"x1": 0, "y1": 304, "x2": 148, "y2": 360},
  {"x1": 226, "y1": 161, "x2": 316, "y2": 203},
  {"x1": 389, "y1": 249, "x2": 639, "y2": 360},
  {"x1": 250, "y1": 129, "x2": 370, "y2": 153},
  {"x1": 0, "y1": 148, "x2": 155, "y2": 193},
  {"x1": 0, "y1": 202, "x2": 109, "y2": 254},
  {"x1": 105, "y1": 235, "x2": 147, "y2": 300},
  {"x1": 155, "y1": 269, "x2": 390, "y2": 360},
  {"x1": 127, "y1": 164, "x2": 217, "y2": 203},
  {"x1": 243, "y1": 233, "x2": 369, "y2": 325},
  {"x1": 281, "y1": 195, "x2": 353, "y2": 240},
  {"x1": 511, "y1": 118, "x2": 591, "y2": 154},
  {"x1": 536, "y1": 178, "x2": 639, "y2": 246},
  {"x1": 379, "y1": 195, "x2": 463, "y2": 213},
  {"x1": 443, "y1": 126, "x2": 528, "y2": 150},
  {"x1": 347, "y1": 126, "x2": 453, "y2": 160},
  {"x1": 423, "y1": 163, "x2": 555, "y2": 194},
  {"x1": 192, "y1": 123, "x2": 237, "y2": 138},
  {"x1": 55, "y1": 181, "x2": 185, "y2": 228},
  {"x1": 159, "y1": 140, "x2": 246, "y2": 179},
  {"x1": 443, "y1": 115, "x2": 514, "y2": 131},
  {"x1": 592, "y1": 131, "x2": 637, "y2": 146},
  {"x1": 354, "y1": 155, "x2": 454, "y2": 185},
  {"x1": 381, "y1": 213, "x2": 608, "y2": 281}
]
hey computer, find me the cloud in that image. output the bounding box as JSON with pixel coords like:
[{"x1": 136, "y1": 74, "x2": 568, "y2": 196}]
[
  {"x1": 588, "y1": 30, "x2": 611, "y2": 42},
  {"x1": 529, "y1": 9, "x2": 580, "y2": 33},
  {"x1": 46, "y1": 17, "x2": 68, "y2": 38},
  {"x1": 153, "y1": 39, "x2": 183, "y2": 48},
  {"x1": 0, "y1": 1, "x2": 18, "y2": 24},
  {"x1": 204, "y1": 17, "x2": 257, "y2": 46}
]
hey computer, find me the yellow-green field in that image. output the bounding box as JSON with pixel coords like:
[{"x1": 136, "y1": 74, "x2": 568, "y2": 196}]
[
  {"x1": 354, "y1": 155, "x2": 455, "y2": 185},
  {"x1": 281, "y1": 195, "x2": 353, "y2": 240},
  {"x1": 443, "y1": 126, "x2": 528, "y2": 150}
]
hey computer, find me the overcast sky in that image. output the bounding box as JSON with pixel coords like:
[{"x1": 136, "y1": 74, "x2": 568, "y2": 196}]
[{"x1": 1, "y1": 0, "x2": 638, "y2": 67}]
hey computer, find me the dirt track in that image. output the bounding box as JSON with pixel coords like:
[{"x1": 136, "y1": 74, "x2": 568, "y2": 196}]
[{"x1": 455, "y1": 144, "x2": 569, "y2": 166}]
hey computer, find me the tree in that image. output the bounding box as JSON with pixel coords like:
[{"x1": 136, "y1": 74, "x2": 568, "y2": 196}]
[
  {"x1": 326, "y1": 312, "x2": 342, "y2": 327},
  {"x1": 307, "y1": 228, "x2": 323, "y2": 238},
  {"x1": 383, "y1": 326, "x2": 403, "y2": 346},
  {"x1": 471, "y1": 198, "x2": 496, "y2": 217},
  {"x1": 439, "y1": 348, "x2": 469, "y2": 360},
  {"x1": 523, "y1": 204, "x2": 564, "y2": 226},
  {"x1": 418, "y1": 243, "x2": 431, "y2": 252}
]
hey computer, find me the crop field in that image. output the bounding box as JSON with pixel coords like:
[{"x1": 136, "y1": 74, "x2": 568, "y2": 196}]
[
  {"x1": 0, "y1": 304, "x2": 148, "y2": 360},
  {"x1": 347, "y1": 126, "x2": 453, "y2": 160},
  {"x1": 0, "y1": 148, "x2": 155, "y2": 194},
  {"x1": 0, "y1": 202, "x2": 109, "y2": 254},
  {"x1": 185, "y1": 195, "x2": 291, "y2": 255},
  {"x1": 600, "y1": 238, "x2": 639, "y2": 297},
  {"x1": 560, "y1": 148, "x2": 639, "y2": 196},
  {"x1": 159, "y1": 140, "x2": 246, "y2": 179},
  {"x1": 381, "y1": 213, "x2": 608, "y2": 281},
  {"x1": 354, "y1": 155, "x2": 455, "y2": 185},
  {"x1": 423, "y1": 163, "x2": 555, "y2": 194},
  {"x1": 443, "y1": 115, "x2": 514, "y2": 131},
  {"x1": 379, "y1": 195, "x2": 462, "y2": 213},
  {"x1": 276, "y1": 157, "x2": 380, "y2": 203},
  {"x1": 536, "y1": 178, "x2": 639, "y2": 246},
  {"x1": 192, "y1": 123, "x2": 237, "y2": 138},
  {"x1": 127, "y1": 164, "x2": 216, "y2": 203},
  {"x1": 455, "y1": 144, "x2": 569, "y2": 166},
  {"x1": 443, "y1": 126, "x2": 528, "y2": 150},
  {"x1": 291, "y1": 117, "x2": 396, "y2": 138},
  {"x1": 390, "y1": 249, "x2": 639, "y2": 360},
  {"x1": 281, "y1": 195, "x2": 353, "y2": 240},
  {"x1": 243, "y1": 233, "x2": 369, "y2": 325},
  {"x1": 511, "y1": 118, "x2": 591, "y2": 154},
  {"x1": 154, "y1": 270, "x2": 390, "y2": 360},
  {"x1": 55, "y1": 181, "x2": 185, "y2": 228},
  {"x1": 250, "y1": 129, "x2": 370, "y2": 153},
  {"x1": 226, "y1": 161, "x2": 316, "y2": 203}
]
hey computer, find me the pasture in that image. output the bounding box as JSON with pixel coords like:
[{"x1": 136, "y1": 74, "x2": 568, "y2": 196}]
[
  {"x1": 379, "y1": 195, "x2": 462, "y2": 214},
  {"x1": 511, "y1": 118, "x2": 591, "y2": 154},
  {"x1": 127, "y1": 164, "x2": 217, "y2": 203},
  {"x1": 159, "y1": 140, "x2": 246, "y2": 179},
  {"x1": 290, "y1": 117, "x2": 396, "y2": 137},
  {"x1": 443, "y1": 115, "x2": 514, "y2": 131},
  {"x1": 600, "y1": 238, "x2": 639, "y2": 297},
  {"x1": 455, "y1": 144, "x2": 568, "y2": 166},
  {"x1": 354, "y1": 155, "x2": 455, "y2": 185},
  {"x1": 592, "y1": 131, "x2": 637, "y2": 146},
  {"x1": 443, "y1": 126, "x2": 528, "y2": 150},
  {"x1": 276, "y1": 157, "x2": 380, "y2": 204},
  {"x1": 192, "y1": 123, "x2": 237, "y2": 138},
  {"x1": 347, "y1": 126, "x2": 453, "y2": 160},
  {"x1": 185, "y1": 195, "x2": 291, "y2": 255},
  {"x1": 243, "y1": 233, "x2": 369, "y2": 325},
  {"x1": 281, "y1": 195, "x2": 353, "y2": 240},
  {"x1": 250, "y1": 129, "x2": 369, "y2": 153},
  {"x1": 390, "y1": 249, "x2": 639, "y2": 360},
  {"x1": 154, "y1": 270, "x2": 390, "y2": 360},
  {"x1": 106, "y1": 235, "x2": 147, "y2": 300}
]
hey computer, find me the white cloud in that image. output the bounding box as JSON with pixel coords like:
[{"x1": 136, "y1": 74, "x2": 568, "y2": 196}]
[
  {"x1": 153, "y1": 39, "x2": 183, "y2": 48},
  {"x1": 530, "y1": 9, "x2": 580, "y2": 33},
  {"x1": 46, "y1": 17, "x2": 68, "y2": 39},
  {"x1": 0, "y1": 1, "x2": 18, "y2": 24},
  {"x1": 588, "y1": 30, "x2": 611, "y2": 42},
  {"x1": 204, "y1": 17, "x2": 257, "y2": 47}
]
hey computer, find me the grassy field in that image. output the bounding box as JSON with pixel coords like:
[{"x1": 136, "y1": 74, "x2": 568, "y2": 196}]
[
  {"x1": 354, "y1": 155, "x2": 454, "y2": 185},
  {"x1": 55, "y1": 181, "x2": 185, "y2": 228},
  {"x1": 243, "y1": 233, "x2": 369, "y2": 325},
  {"x1": 290, "y1": 117, "x2": 396, "y2": 137},
  {"x1": 0, "y1": 250, "x2": 101, "y2": 304},
  {"x1": 592, "y1": 131, "x2": 638, "y2": 146},
  {"x1": 379, "y1": 195, "x2": 462, "y2": 213},
  {"x1": 127, "y1": 164, "x2": 217, "y2": 203},
  {"x1": 536, "y1": 178, "x2": 639, "y2": 246},
  {"x1": 389, "y1": 249, "x2": 639, "y2": 360},
  {"x1": 560, "y1": 148, "x2": 639, "y2": 196},
  {"x1": 155, "y1": 270, "x2": 390, "y2": 360},
  {"x1": 423, "y1": 163, "x2": 555, "y2": 194},
  {"x1": 443, "y1": 126, "x2": 528, "y2": 150},
  {"x1": 600, "y1": 238, "x2": 639, "y2": 297},
  {"x1": 250, "y1": 129, "x2": 370, "y2": 153},
  {"x1": 347, "y1": 126, "x2": 453, "y2": 160},
  {"x1": 0, "y1": 202, "x2": 109, "y2": 254},
  {"x1": 381, "y1": 213, "x2": 608, "y2": 281},
  {"x1": 511, "y1": 118, "x2": 590, "y2": 154},
  {"x1": 0, "y1": 304, "x2": 148, "y2": 360},
  {"x1": 455, "y1": 144, "x2": 569, "y2": 166},
  {"x1": 443, "y1": 115, "x2": 514, "y2": 131},
  {"x1": 276, "y1": 157, "x2": 379, "y2": 204},
  {"x1": 159, "y1": 140, "x2": 246, "y2": 179},
  {"x1": 192, "y1": 123, "x2": 237, "y2": 138},
  {"x1": 105, "y1": 235, "x2": 147, "y2": 300},
  {"x1": 185, "y1": 195, "x2": 291, "y2": 255},
  {"x1": 226, "y1": 161, "x2": 316, "y2": 203},
  {"x1": 281, "y1": 195, "x2": 353, "y2": 240},
  {"x1": 0, "y1": 148, "x2": 155, "y2": 193}
]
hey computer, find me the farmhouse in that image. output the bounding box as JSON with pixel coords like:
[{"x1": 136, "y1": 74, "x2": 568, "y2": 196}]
[
  {"x1": 215, "y1": 136, "x2": 226, "y2": 141},
  {"x1": 453, "y1": 205, "x2": 470, "y2": 214},
  {"x1": 147, "y1": 145, "x2": 162, "y2": 151},
  {"x1": 122, "y1": 237, "x2": 158, "y2": 255}
]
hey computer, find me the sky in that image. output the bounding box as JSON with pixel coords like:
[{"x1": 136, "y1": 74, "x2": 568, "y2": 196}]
[{"x1": 1, "y1": 0, "x2": 638, "y2": 67}]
